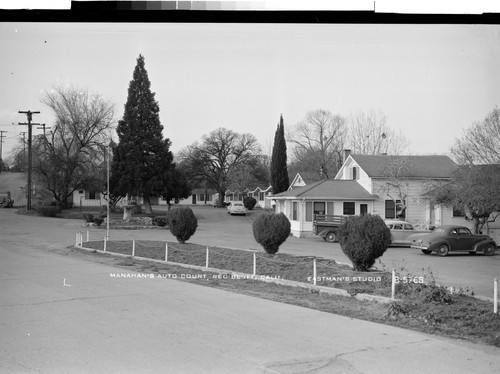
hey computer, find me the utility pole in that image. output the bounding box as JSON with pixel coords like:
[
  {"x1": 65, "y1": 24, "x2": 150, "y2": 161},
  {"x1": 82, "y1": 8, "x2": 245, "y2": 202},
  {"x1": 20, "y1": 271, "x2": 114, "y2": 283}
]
[
  {"x1": 0, "y1": 130, "x2": 6, "y2": 161},
  {"x1": 37, "y1": 123, "x2": 51, "y2": 137},
  {"x1": 18, "y1": 110, "x2": 40, "y2": 211}
]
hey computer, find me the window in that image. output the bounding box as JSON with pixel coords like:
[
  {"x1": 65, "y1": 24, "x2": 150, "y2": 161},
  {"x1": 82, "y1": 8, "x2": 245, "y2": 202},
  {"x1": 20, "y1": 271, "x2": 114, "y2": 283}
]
[
  {"x1": 385, "y1": 200, "x2": 406, "y2": 219},
  {"x1": 458, "y1": 228, "x2": 471, "y2": 235},
  {"x1": 85, "y1": 190, "x2": 99, "y2": 200},
  {"x1": 343, "y1": 202, "x2": 355, "y2": 215},
  {"x1": 393, "y1": 224, "x2": 403, "y2": 230},
  {"x1": 453, "y1": 206, "x2": 465, "y2": 217},
  {"x1": 292, "y1": 201, "x2": 298, "y2": 221},
  {"x1": 199, "y1": 194, "x2": 205, "y2": 201},
  {"x1": 259, "y1": 192, "x2": 265, "y2": 200},
  {"x1": 306, "y1": 202, "x2": 313, "y2": 221},
  {"x1": 404, "y1": 224, "x2": 414, "y2": 230},
  {"x1": 352, "y1": 166, "x2": 358, "y2": 180},
  {"x1": 313, "y1": 202, "x2": 325, "y2": 216}
]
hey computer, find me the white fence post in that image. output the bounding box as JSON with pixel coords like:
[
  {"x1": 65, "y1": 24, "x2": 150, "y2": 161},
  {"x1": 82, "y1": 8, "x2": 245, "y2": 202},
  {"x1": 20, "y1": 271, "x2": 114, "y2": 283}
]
[
  {"x1": 205, "y1": 247, "x2": 209, "y2": 268},
  {"x1": 391, "y1": 269, "x2": 396, "y2": 300},
  {"x1": 313, "y1": 258, "x2": 317, "y2": 286},
  {"x1": 79, "y1": 232, "x2": 83, "y2": 246},
  {"x1": 495, "y1": 278, "x2": 498, "y2": 314},
  {"x1": 103, "y1": 236, "x2": 107, "y2": 252},
  {"x1": 165, "y1": 242, "x2": 168, "y2": 262},
  {"x1": 253, "y1": 252, "x2": 256, "y2": 276},
  {"x1": 132, "y1": 239, "x2": 135, "y2": 257},
  {"x1": 86, "y1": 230, "x2": 89, "y2": 242},
  {"x1": 75, "y1": 232, "x2": 78, "y2": 246}
]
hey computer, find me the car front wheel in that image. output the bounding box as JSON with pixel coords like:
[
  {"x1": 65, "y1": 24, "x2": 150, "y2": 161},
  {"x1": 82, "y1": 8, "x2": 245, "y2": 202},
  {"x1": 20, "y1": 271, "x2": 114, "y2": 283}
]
[
  {"x1": 484, "y1": 244, "x2": 496, "y2": 256},
  {"x1": 437, "y1": 244, "x2": 449, "y2": 257}
]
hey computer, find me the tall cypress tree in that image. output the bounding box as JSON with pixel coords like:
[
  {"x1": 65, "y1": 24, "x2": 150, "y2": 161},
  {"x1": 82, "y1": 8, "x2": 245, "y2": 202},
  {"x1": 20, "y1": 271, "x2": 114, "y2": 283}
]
[
  {"x1": 270, "y1": 114, "x2": 290, "y2": 194},
  {"x1": 111, "y1": 54, "x2": 174, "y2": 214}
]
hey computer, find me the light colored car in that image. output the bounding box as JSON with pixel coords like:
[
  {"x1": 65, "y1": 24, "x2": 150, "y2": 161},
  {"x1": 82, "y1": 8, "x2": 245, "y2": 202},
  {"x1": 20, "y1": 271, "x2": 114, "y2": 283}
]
[
  {"x1": 385, "y1": 220, "x2": 432, "y2": 247},
  {"x1": 227, "y1": 201, "x2": 247, "y2": 216}
]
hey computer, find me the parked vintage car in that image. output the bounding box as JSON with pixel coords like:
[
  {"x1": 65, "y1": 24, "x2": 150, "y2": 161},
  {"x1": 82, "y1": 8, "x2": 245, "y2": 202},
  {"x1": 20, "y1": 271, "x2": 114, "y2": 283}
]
[
  {"x1": 410, "y1": 225, "x2": 497, "y2": 256},
  {"x1": 226, "y1": 201, "x2": 247, "y2": 216},
  {"x1": 0, "y1": 191, "x2": 14, "y2": 208},
  {"x1": 385, "y1": 220, "x2": 432, "y2": 247}
]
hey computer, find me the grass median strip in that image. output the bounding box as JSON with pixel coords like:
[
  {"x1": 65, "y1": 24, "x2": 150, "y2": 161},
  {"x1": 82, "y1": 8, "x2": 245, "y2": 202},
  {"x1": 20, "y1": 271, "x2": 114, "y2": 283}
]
[{"x1": 82, "y1": 240, "x2": 393, "y2": 297}]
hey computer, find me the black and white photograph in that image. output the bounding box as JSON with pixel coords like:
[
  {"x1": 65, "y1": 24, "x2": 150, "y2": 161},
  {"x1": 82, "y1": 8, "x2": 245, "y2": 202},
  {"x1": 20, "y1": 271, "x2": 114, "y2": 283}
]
[{"x1": 1, "y1": 1, "x2": 500, "y2": 373}]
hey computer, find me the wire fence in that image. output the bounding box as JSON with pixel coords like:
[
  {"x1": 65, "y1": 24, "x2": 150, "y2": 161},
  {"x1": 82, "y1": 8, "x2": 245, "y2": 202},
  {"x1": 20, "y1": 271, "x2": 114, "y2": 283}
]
[{"x1": 74, "y1": 230, "x2": 500, "y2": 310}]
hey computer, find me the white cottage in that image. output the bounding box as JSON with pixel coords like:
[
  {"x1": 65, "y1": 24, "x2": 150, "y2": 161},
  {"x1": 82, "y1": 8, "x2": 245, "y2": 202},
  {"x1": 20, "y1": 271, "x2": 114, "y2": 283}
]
[{"x1": 272, "y1": 152, "x2": 464, "y2": 238}]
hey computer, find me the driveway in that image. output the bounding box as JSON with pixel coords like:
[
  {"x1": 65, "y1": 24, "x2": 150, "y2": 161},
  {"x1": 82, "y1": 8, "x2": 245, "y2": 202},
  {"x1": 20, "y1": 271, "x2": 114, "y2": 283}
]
[{"x1": 1, "y1": 207, "x2": 500, "y2": 373}]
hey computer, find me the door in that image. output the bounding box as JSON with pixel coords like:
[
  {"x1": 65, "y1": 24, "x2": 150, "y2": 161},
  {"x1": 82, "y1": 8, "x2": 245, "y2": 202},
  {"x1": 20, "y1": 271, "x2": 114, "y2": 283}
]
[
  {"x1": 192, "y1": 194, "x2": 196, "y2": 204},
  {"x1": 360, "y1": 204, "x2": 368, "y2": 216}
]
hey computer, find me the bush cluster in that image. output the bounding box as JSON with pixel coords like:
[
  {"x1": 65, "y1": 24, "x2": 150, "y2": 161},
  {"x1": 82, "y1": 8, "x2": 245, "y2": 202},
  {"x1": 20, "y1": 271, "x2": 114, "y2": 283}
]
[
  {"x1": 152, "y1": 216, "x2": 168, "y2": 227},
  {"x1": 82, "y1": 212, "x2": 105, "y2": 226},
  {"x1": 243, "y1": 196, "x2": 257, "y2": 210},
  {"x1": 252, "y1": 212, "x2": 291, "y2": 254},
  {"x1": 35, "y1": 206, "x2": 59, "y2": 217},
  {"x1": 337, "y1": 214, "x2": 391, "y2": 271},
  {"x1": 168, "y1": 207, "x2": 197, "y2": 244}
]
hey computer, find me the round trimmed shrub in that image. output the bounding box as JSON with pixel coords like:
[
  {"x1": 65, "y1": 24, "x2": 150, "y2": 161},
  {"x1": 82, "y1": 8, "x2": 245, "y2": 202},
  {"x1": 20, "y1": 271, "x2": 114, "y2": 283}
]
[
  {"x1": 168, "y1": 207, "x2": 198, "y2": 244},
  {"x1": 337, "y1": 214, "x2": 391, "y2": 272},
  {"x1": 252, "y1": 212, "x2": 291, "y2": 254},
  {"x1": 243, "y1": 196, "x2": 257, "y2": 210}
]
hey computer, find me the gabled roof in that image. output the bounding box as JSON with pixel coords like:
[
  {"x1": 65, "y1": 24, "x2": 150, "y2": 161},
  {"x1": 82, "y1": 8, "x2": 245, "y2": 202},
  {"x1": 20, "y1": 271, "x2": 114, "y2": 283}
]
[
  {"x1": 351, "y1": 154, "x2": 457, "y2": 179},
  {"x1": 289, "y1": 172, "x2": 323, "y2": 190},
  {"x1": 273, "y1": 180, "x2": 377, "y2": 200}
]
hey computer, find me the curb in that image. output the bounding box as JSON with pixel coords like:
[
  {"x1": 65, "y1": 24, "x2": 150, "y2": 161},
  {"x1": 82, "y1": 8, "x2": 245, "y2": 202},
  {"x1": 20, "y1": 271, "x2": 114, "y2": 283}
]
[{"x1": 74, "y1": 244, "x2": 396, "y2": 304}]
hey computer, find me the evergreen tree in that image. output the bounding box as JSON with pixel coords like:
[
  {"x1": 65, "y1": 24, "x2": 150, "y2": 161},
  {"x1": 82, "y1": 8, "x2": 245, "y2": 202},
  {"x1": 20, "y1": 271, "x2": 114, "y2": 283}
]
[
  {"x1": 111, "y1": 54, "x2": 174, "y2": 214},
  {"x1": 270, "y1": 114, "x2": 289, "y2": 194}
]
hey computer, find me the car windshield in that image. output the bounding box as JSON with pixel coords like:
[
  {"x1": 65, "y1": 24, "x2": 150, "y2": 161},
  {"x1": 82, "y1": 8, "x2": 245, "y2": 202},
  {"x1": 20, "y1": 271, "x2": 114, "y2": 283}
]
[
  {"x1": 233, "y1": 203, "x2": 243, "y2": 206},
  {"x1": 434, "y1": 228, "x2": 446, "y2": 233}
]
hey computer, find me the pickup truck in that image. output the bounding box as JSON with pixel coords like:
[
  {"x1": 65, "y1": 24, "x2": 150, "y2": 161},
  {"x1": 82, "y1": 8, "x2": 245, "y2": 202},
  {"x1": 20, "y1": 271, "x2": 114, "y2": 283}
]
[{"x1": 313, "y1": 214, "x2": 347, "y2": 242}]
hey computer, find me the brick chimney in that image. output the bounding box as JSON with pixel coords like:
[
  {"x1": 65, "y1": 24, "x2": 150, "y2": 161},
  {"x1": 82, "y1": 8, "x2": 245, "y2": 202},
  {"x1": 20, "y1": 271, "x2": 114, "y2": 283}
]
[{"x1": 343, "y1": 149, "x2": 351, "y2": 163}]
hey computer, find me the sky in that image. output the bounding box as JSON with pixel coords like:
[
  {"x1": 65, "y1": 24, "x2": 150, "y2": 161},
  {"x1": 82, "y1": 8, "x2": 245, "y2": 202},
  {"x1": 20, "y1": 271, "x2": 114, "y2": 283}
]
[{"x1": 1, "y1": 19, "x2": 500, "y2": 162}]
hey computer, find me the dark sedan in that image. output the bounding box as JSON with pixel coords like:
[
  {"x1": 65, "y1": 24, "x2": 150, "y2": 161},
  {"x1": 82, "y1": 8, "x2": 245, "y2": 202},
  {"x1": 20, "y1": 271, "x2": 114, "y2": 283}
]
[{"x1": 411, "y1": 225, "x2": 497, "y2": 256}]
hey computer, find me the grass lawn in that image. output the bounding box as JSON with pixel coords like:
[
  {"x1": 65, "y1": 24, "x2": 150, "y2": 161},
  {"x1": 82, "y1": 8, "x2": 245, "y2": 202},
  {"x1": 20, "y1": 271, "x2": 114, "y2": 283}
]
[{"x1": 78, "y1": 239, "x2": 500, "y2": 348}]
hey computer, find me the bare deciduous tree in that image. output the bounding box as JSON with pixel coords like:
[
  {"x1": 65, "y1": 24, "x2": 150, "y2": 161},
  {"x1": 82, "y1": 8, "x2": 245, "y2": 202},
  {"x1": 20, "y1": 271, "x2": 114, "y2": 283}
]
[
  {"x1": 378, "y1": 156, "x2": 412, "y2": 219},
  {"x1": 178, "y1": 128, "x2": 261, "y2": 207},
  {"x1": 33, "y1": 86, "x2": 115, "y2": 207},
  {"x1": 287, "y1": 109, "x2": 347, "y2": 179},
  {"x1": 347, "y1": 110, "x2": 409, "y2": 155},
  {"x1": 451, "y1": 107, "x2": 500, "y2": 165}
]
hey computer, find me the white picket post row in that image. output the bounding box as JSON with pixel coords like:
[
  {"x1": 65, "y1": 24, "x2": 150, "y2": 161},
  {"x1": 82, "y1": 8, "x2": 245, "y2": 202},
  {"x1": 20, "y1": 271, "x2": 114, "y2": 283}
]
[
  {"x1": 391, "y1": 269, "x2": 396, "y2": 300},
  {"x1": 205, "y1": 247, "x2": 209, "y2": 268},
  {"x1": 495, "y1": 278, "x2": 498, "y2": 314},
  {"x1": 86, "y1": 230, "x2": 89, "y2": 242},
  {"x1": 252, "y1": 252, "x2": 256, "y2": 276},
  {"x1": 132, "y1": 239, "x2": 136, "y2": 257},
  {"x1": 313, "y1": 258, "x2": 317, "y2": 286},
  {"x1": 165, "y1": 242, "x2": 168, "y2": 262}
]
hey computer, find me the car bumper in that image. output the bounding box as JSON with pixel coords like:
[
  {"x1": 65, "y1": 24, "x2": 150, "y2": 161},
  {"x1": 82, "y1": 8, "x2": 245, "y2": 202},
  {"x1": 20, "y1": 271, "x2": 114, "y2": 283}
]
[{"x1": 411, "y1": 244, "x2": 429, "y2": 250}]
